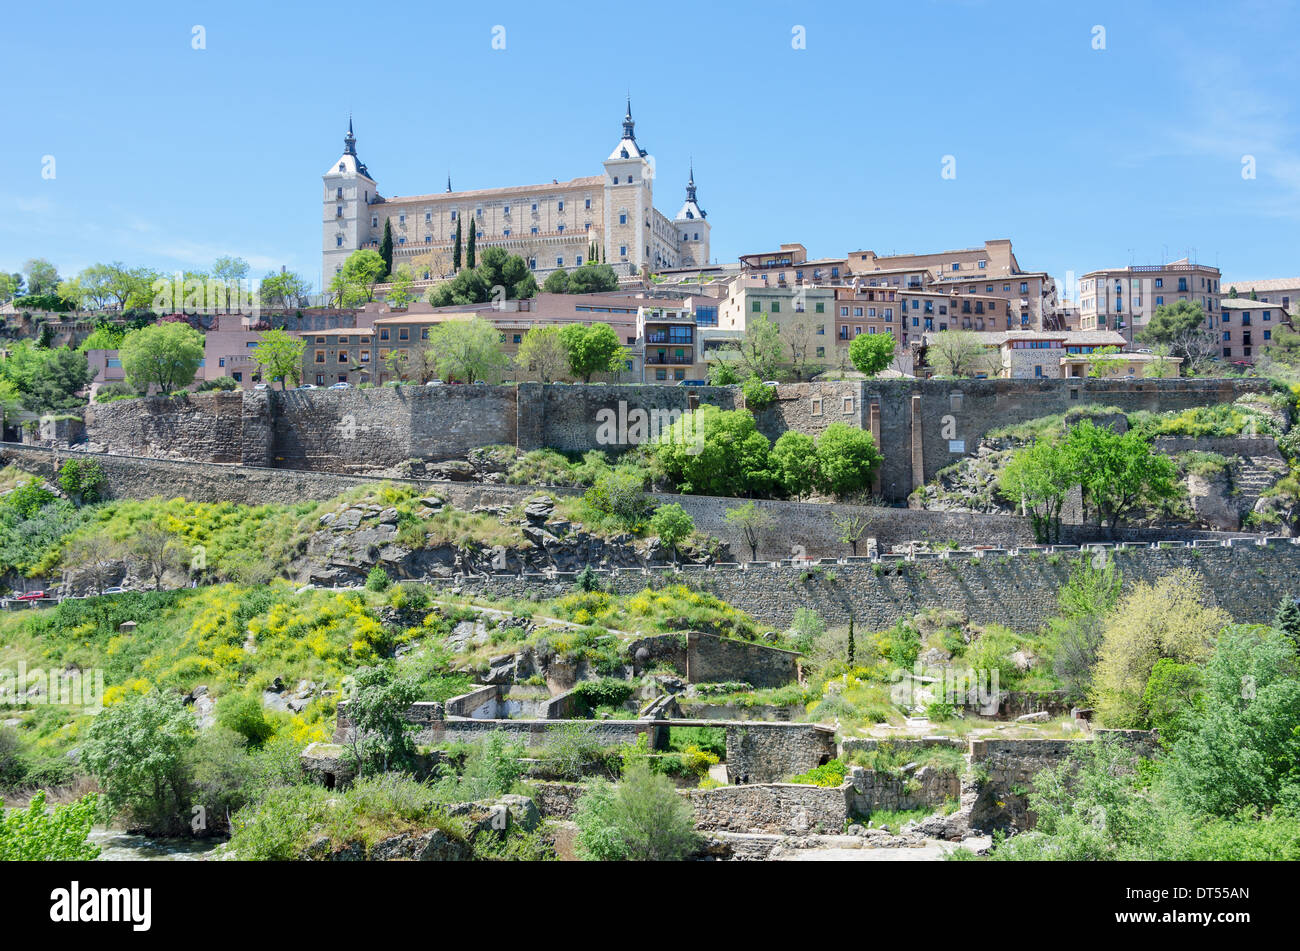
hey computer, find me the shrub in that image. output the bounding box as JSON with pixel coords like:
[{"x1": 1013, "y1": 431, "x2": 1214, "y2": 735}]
[
  {"x1": 365, "y1": 566, "x2": 392, "y2": 592},
  {"x1": 0, "y1": 792, "x2": 100, "y2": 861},
  {"x1": 216, "y1": 692, "x2": 275, "y2": 747},
  {"x1": 789, "y1": 758, "x2": 849, "y2": 787},
  {"x1": 574, "y1": 763, "x2": 699, "y2": 860}
]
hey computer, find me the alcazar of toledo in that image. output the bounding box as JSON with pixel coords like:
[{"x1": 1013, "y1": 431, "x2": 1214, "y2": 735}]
[{"x1": 322, "y1": 101, "x2": 711, "y2": 285}]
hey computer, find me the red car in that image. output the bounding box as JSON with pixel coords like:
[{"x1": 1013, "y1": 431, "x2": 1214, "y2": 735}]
[{"x1": 12, "y1": 590, "x2": 46, "y2": 601}]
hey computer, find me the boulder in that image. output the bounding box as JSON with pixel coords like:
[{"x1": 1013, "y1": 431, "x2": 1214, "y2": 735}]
[{"x1": 523, "y1": 496, "x2": 556, "y2": 523}]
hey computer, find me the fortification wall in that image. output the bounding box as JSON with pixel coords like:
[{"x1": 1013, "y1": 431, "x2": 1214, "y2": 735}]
[
  {"x1": 451, "y1": 539, "x2": 1300, "y2": 630},
  {"x1": 72, "y1": 379, "x2": 1269, "y2": 501}
]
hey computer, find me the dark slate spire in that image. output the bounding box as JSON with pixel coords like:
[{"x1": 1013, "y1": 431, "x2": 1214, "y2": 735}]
[
  {"x1": 686, "y1": 160, "x2": 697, "y2": 203},
  {"x1": 446, "y1": 174, "x2": 452, "y2": 193},
  {"x1": 623, "y1": 97, "x2": 636, "y2": 141},
  {"x1": 344, "y1": 114, "x2": 356, "y2": 156}
]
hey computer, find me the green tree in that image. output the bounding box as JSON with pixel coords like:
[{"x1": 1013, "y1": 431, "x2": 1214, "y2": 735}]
[
  {"x1": 560, "y1": 322, "x2": 626, "y2": 382},
  {"x1": 566, "y1": 263, "x2": 619, "y2": 294},
  {"x1": 813, "y1": 423, "x2": 882, "y2": 496},
  {"x1": 770, "y1": 431, "x2": 817, "y2": 499},
  {"x1": 337, "y1": 249, "x2": 386, "y2": 304},
  {"x1": 831, "y1": 511, "x2": 870, "y2": 555},
  {"x1": 729, "y1": 313, "x2": 783, "y2": 380},
  {"x1": 741, "y1": 374, "x2": 776, "y2": 410},
  {"x1": 23, "y1": 258, "x2": 60, "y2": 296},
  {"x1": 465, "y1": 217, "x2": 476, "y2": 270},
  {"x1": 925, "y1": 330, "x2": 999, "y2": 377},
  {"x1": 216, "y1": 693, "x2": 275, "y2": 748},
  {"x1": 514, "y1": 325, "x2": 570, "y2": 382},
  {"x1": 0, "y1": 792, "x2": 100, "y2": 861},
  {"x1": 574, "y1": 763, "x2": 699, "y2": 860},
  {"x1": 427, "y1": 268, "x2": 489, "y2": 307},
  {"x1": 424, "y1": 316, "x2": 509, "y2": 382},
  {"x1": 82, "y1": 691, "x2": 195, "y2": 833},
  {"x1": 582, "y1": 467, "x2": 650, "y2": 529},
  {"x1": 1142, "y1": 658, "x2": 1203, "y2": 745},
  {"x1": 1273, "y1": 597, "x2": 1300, "y2": 652},
  {"x1": 998, "y1": 439, "x2": 1075, "y2": 542},
  {"x1": 723, "y1": 500, "x2": 774, "y2": 561},
  {"x1": 649, "y1": 503, "x2": 694, "y2": 563},
  {"x1": 1050, "y1": 557, "x2": 1123, "y2": 701},
  {"x1": 57, "y1": 458, "x2": 105, "y2": 505},
  {"x1": 379, "y1": 219, "x2": 394, "y2": 276},
  {"x1": 849, "y1": 331, "x2": 896, "y2": 377},
  {"x1": 1063, "y1": 421, "x2": 1178, "y2": 535},
  {"x1": 656, "y1": 405, "x2": 774, "y2": 497},
  {"x1": 542, "y1": 269, "x2": 570, "y2": 294},
  {"x1": 1091, "y1": 569, "x2": 1229, "y2": 727},
  {"x1": 258, "y1": 269, "x2": 311, "y2": 313},
  {"x1": 252, "y1": 328, "x2": 307, "y2": 388},
  {"x1": 707, "y1": 361, "x2": 741, "y2": 385},
  {"x1": 475, "y1": 247, "x2": 537, "y2": 300},
  {"x1": 1086, "y1": 345, "x2": 1125, "y2": 378},
  {"x1": 385, "y1": 267, "x2": 416, "y2": 309},
  {"x1": 1138, "y1": 300, "x2": 1217, "y2": 372},
  {"x1": 119, "y1": 322, "x2": 205, "y2": 393},
  {"x1": 342, "y1": 664, "x2": 420, "y2": 776},
  {"x1": 452, "y1": 216, "x2": 463, "y2": 271}
]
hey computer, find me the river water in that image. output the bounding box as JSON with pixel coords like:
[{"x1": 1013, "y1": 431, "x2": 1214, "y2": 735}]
[{"x1": 89, "y1": 829, "x2": 221, "y2": 861}]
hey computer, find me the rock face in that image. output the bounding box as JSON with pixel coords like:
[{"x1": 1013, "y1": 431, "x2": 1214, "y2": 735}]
[
  {"x1": 300, "y1": 499, "x2": 729, "y2": 585},
  {"x1": 1187, "y1": 470, "x2": 1240, "y2": 531}
]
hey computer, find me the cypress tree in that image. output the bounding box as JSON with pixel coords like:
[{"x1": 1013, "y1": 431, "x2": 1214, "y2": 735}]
[
  {"x1": 1273, "y1": 597, "x2": 1300, "y2": 652},
  {"x1": 847, "y1": 616, "x2": 855, "y2": 666},
  {"x1": 466, "y1": 216, "x2": 476, "y2": 269},
  {"x1": 452, "y1": 216, "x2": 462, "y2": 272},
  {"x1": 379, "y1": 219, "x2": 394, "y2": 277}
]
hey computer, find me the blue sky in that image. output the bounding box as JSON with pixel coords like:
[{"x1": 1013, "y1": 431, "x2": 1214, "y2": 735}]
[{"x1": 3, "y1": 0, "x2": 1298, "y2": 296}]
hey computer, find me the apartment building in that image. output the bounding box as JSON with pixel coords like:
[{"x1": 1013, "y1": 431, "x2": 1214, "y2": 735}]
[
  {"x1": 918, "y1": 329, "x2": 1171, "y2": 379},
  {"x1": 1222, "y1": 279, "x2": 1300, "y2": 316},
  {"x1": 1077, "y1": 259, "x2": 1221, "y2": 346},
  {"x1": 739, "y1": 243, "x2": 851, "y2": 285},
  {"x1": 1218, "y1": 299, "x2": 1294, "y2": 365},
  {"x1": 637, "y1": 304, "x2": 704, "y2": 382}
]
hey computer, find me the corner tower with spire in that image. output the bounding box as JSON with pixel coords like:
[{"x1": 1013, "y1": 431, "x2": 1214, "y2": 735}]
[
  {"x1": 322, "y1": 116, "x2": 379, "y2": 283},
  {"x1": 674, "y1": 161, "x2": 710, "y2": 268},
  {"x1": 602, "y1": 98, "x2": 656, "y2": 274}
]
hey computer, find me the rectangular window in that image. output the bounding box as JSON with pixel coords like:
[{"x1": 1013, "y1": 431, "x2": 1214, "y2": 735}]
[
  {"x1": 398, "y1": 328, "x2": 409, "y2": 341},
  {"x1": 815, "y1": 302, "x2": 824, "y2": 313}
]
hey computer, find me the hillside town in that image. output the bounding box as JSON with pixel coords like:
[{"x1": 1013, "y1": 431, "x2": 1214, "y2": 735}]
[{"x1": 0, "y1": 17, "x2": 1296, "y2": 929}]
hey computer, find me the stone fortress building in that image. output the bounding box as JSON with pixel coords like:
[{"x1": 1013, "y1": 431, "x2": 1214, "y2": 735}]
[{"x1": 322, "y1": 102, "x2": 711, "y2": 286}]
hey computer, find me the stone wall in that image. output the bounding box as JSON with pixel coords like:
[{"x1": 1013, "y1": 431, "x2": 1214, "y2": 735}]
[
  {"x1": 453, "y1": 538, "x2": 1300, "y2": 629},
  {"x1": 843, "y1": 765, "x2": 962, "y2": 816},
  {"x1": 688, "y1": 783, "x2": 848, "y2": 835},
  {"x1": 725, "y1": 723, "x2": 837, "y2": 784},
  {"x1": 72, "y1": 378, "x2": 1270, "y2": 502},
  {"x1": 626, "y1": 632, "x2": 800, "y2": 688}
]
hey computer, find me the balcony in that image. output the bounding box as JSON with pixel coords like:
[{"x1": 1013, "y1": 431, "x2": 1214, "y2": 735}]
[
  {"x1": 646, "y1": 333, "x2": 693, "y2": 344},
  {"x1": 645, "y1": 354, "x2": 693, "y2": 366}
]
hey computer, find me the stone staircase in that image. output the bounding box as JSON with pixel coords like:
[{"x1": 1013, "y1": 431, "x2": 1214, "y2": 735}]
[{"x1": 1233, "y1": 453, "x2": 1288, "y2": 514}]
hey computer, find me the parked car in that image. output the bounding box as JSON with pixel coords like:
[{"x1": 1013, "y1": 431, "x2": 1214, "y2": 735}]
[
  {"x1": 297, "y1": 383, "x2": 318, "y2": 390},
  {"x1": 253, "y1": 383, "x2": 269, "y2": 391},
  {"x1": 12, "y1": 590, "x2": 46, "y2": 601},
  {"x1": 677, "y1": 379, "x2": 706, "y2": 386},
  {"x1": 102, "y1": 586, "x2": 127, "y2": 595},
  {"x1": 329, "y1": 382, "x2": 352, "y2": 390},
  {"x1": 425, "y1": 380, "x2": 443, "y2": 386}
]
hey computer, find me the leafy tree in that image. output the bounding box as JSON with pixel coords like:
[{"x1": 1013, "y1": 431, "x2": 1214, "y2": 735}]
[
  {"x1": 1085, "y1": 345, "x2": 1125, "y2": 378},
  {"x1": 0, "y1": 792, "x2": 100, "y2": 861},
  {"x1": 379, "y1": 219, "x2": 394, "y2": 276},
  {"x1": 729, "y1": 313, "x2": 782, "y2": 380},
  {"x1": 216, "y1": 693, "x2": 275, "y2": 748},
  {"x1": 258, "y1": 269, "x2": 311, "y2": 312},
  {"x1": 62, "y1": 533, "x2": 123, "y2": 596},
  {"x1": 427, "y1": 268, "x2": 489, "y2": 307},
  {"x1": 849, "y1": 331, "x2": 895, "y2": 377},
  {"x1": 831, "y1": 511, "x2": 870, "y2": 555},
  {"x1": 574, "y1": 763, "x2": 699, "y2": 861},
  {"x1": 582, "y1": 467, "x2": 650, "y2": 529},
  {"x1": 1063, "y1": 421, "x2": 1178, "y2": 535},
  {"x1": 1050, "y1": 557, "x2": 1123, "y2": 701},
  {"x1": 656, "y1": 405, "x2": 774, "y2": 497},
  {"x1": 813, "y1": 423, "x2": 882, "y2": 496},
  {"x1": 998, "y1": 439, "x2": 1075, "y2": 542},
  {"x1": 514, "y1": 325, "x2": 569, "y2": 382},
  {"x1": 741, "y1": 374, "x2": 776, "y2": 411},
  {"x1": 385, "y1": 267, "x2": 416, "y2": 309},
  {"x1": 925, "y1": 330, "x2": 999, "y2": 377},
  {"x1": 57, "y1": 458, "x2": 105, "y2": 505},
  {"x1": 1163, "y1": 625, "x2": 1300, "y2": 816},
  {"x1": 23, "y1": 258, "x2": 60, "y2": 296},
  {"x1": 474, "y1": 247, "x2": 537, "y2": 300},
  {"x1": 770, "y1": 431, "x2": 817, "y2": 499},
  {"x1": 82, "y1": 690, "x2": 195, "y2": 833},
  {"x1": 560, "y1": 322, "x2": 626, "y2": 382},
  {"x1": 542, "y1": 269, "x2": 570, "y2": 294},
  {"x1": 119, "y1": 322, "x2": 205, "y2": 393},
  {"x1": 336, "y1": 249, "x2": 387, "y2": 304},
  {"x1": 649, "y1": 503, "x2": 694, "y2": 563},
  {"x1": 708, "y1": 361, "x2": 741, "y2": 385},
  {"x1": 127, "y1": 518, "x2": 183, "y2": 590},
  {"x1": 1142, "y1": 658, "x2": 1203, "y2": 744},
  {"x1": 366, "y1": 565, "x2": 391, "y2": 591},
  {"x1": 342, "y1": 664, "x2": 420, "y2": 776},
  {"x1": 1138, "y1": 300, "x2": 1216, "y2": 372},
  {"x1": 252, "y1": 328, "x2": 306, "y2": 388},
  {"x1": 0, "y1": 342, "x2": 92, "y2": 412},
  {"x1": 565, "y1": 263, "x2": 619, "y2": 294},
  {"x1": 1091, "y1": 569, "x2": 1229, "y2": 727},
  {"x1": 723, "y1": 501, "x2": 773, "y2": 561},
  {"x1": 424, "y1": 316, "x2": 509, "y2": 383},
  {"x1": 0, "y1": 272, "x2": 21, "y2": 303}
]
